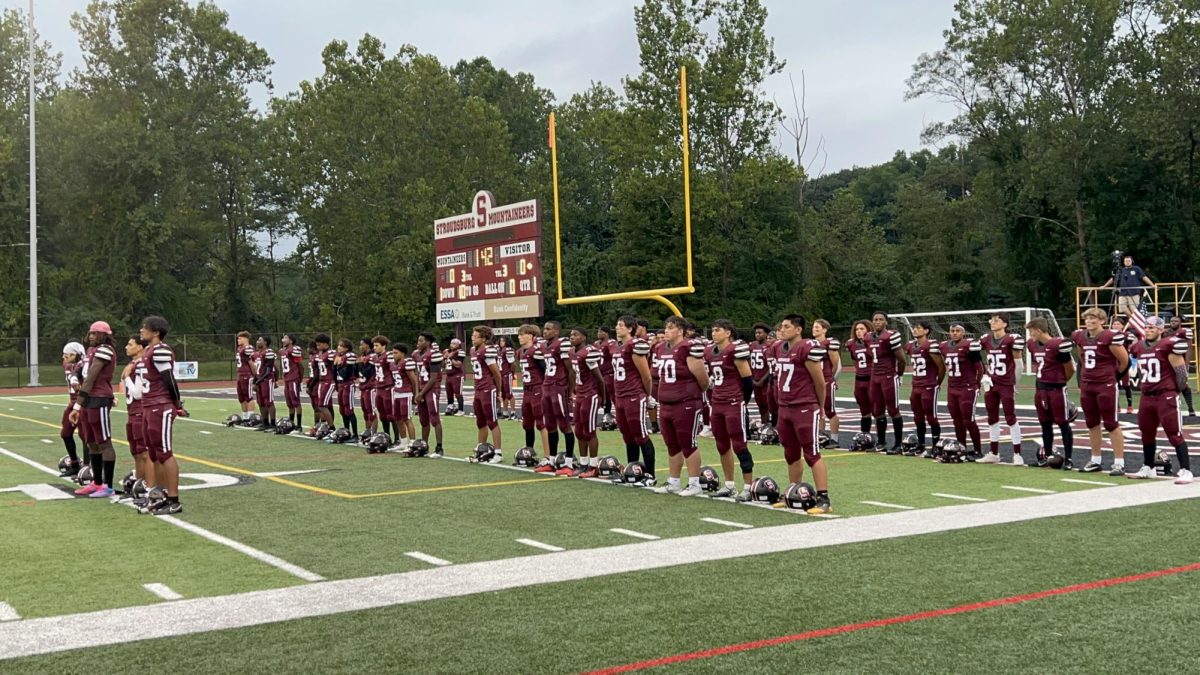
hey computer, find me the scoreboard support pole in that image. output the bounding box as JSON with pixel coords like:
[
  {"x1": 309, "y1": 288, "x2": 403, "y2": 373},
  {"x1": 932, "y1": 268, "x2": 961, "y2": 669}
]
[{"x1": 550, "y1": 66, "x2": 694, "y2": 318}]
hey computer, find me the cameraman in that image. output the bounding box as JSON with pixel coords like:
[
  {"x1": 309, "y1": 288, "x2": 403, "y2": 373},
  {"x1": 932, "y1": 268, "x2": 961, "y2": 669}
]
[{"x1": 1100, "y1": 253, "x2": 1154, "y2": 318}]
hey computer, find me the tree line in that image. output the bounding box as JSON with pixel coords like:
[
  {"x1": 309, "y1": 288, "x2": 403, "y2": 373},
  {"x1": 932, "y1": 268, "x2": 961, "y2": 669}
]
[{"x1": 1, "y1": 0, "x2": 1198, "y2": 365}]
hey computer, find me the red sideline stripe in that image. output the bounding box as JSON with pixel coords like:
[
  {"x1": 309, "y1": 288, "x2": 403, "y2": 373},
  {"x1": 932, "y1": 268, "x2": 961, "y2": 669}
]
[{"x1": 585, "y1": 561, "x2": 1200, "y2": 674}]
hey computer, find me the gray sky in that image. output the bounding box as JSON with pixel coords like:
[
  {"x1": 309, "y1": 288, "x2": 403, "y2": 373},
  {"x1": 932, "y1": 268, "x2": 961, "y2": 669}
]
[{"x1": 11, "y1": 0, "x2": 959, "y2": 173}]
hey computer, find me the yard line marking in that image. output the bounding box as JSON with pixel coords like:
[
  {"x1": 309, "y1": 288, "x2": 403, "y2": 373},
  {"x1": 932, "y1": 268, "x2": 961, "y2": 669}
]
[
  {"x1": 157, "y1": 515, "x2": 324, "y2": 582},
  {"x1": 860, "y1": 500, "x2": 915, "y2": 510},
  {"x1": 701, "y1": 517, "x2": 753, "y2": 529},
  {"x1": 0, "y1": 603, "x2": 18, "y2": 622},
  {"x1": 41, "y1": 406, "x2": 48, "y2": 410},
  {"x1": 931, "y1": 493, "x2": 988, "y2": 503},
  {"x1": 199, "y1": 430, "x2": 212, "y2": 435},
  {"x1": 610, "y1": 528, "x2": 660, "y2": 541},
  {"x1": 0, "y1": 447, "x2": 63, "y2": 478},
  {"x1": 516, "y1": 538, "x2": 565, "y2": 552},
  {"x1": 584, "y1": 560, "x2": 1200, "y2": 674},
  {"x1": 1062, "y1": 478, "x2": 1117, "y2": 487},
  {"x1": 404, "y1": 552, "x2": 452, "y2": 567},
  {"x1": 39, "y1": 439, "x2": 52, "y2": 444},
  {"x1": 142, "y1": 584, "x2": 182, "y2": 601},
  {"x1": 1001, "y1": 485, "x2": 1057, "y2": 494},
  {"x1": 0, "y1": 481, "x2": 1196, "y2": 660},
  {"x1": 254, "y1": 470, "x2": 326, "y2": 478}
]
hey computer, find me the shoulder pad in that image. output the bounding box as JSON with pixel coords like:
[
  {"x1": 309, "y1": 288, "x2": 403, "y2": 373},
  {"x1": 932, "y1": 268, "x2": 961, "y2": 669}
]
[
  {"x1": 1172, "y1": 339, "x2": 1190, "y2": 355},
  {"x1": 632, "y1": 340, "x2": 650, "y2": 357},
  {"x1": 687, "y1": 341, "x2": 706, "y2": 359}
]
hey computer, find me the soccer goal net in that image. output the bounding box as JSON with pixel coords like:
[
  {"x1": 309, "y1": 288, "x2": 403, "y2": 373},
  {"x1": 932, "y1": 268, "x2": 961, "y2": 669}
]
[{"x1": 890, "y1": 307, "x2": 1065, "y2": 376}]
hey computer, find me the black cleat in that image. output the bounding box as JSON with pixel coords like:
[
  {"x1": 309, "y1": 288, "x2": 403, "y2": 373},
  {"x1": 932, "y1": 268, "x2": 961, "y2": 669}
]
[
  {"x1": 148, "y1": 500, "x2": 182, "y2": 516},
  {"x1": 886, "y1": 445, "x2": 904, "y2": 456},
  {"x1": 431, "y1": 446, "x2": 444, "y2": 458}
]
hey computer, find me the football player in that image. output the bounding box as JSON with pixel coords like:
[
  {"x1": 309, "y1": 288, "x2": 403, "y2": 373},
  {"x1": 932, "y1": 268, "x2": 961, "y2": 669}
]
[
  {"x1": 707, "y1": 319, "x2": 755, "y2": 499},
  {"x1": 651, "y1": 316, "x2": 711, "y2": 497},
  {"x1": 234, "y1": 330, "x2": 255, "y2": 415},
  {"x1": 497, "y1": 336, "x2": 517, "y2": 420},
  {"x1": 906, "y1": 320, "x2": 945, "y2": 454},
  {"x1": 773, "y1": 314, "x2": 831, "y2": 514},
  {"x1": 312, "y1": 334, "x2": 336, "y2": 428},
  {"x1": 811, "y1": 319, "x2": 841, "y2": 442},
  {"x1": 305, "y1": 340, "x2": 319, "y2": 422},
  {"x1": 373, "y1": 336, "x2": 397, "y2": 441},
  {"x1": 595, "y1": 326, "x2": 617, "y2": 418},
  {"x1": 138, "y1": 315, "x2": 188, "y2": 515},
  {"x1": 122, "y1": 334, "x2": 153, "y2": 502},
  {"x1": 444, "y1": 338, "x2": 466, "y2": 414},
  {"x1": 940, "y1": 322, "x2": 984, "y2": 457},
  {"x1": 541, "y1": 321, "x2": 577, "y2": 474},
  {"x1": 868, "y1": 311, "x2": 907, "y2": 452},
  {"x1": 978, "y1": 314, "x2": 1026, "y2": 464},
  {"x1": 845, "y1": 320, "x2": 874, "y2": 434},
  {"x1": 749, "y1": 323, "x2": 774, "y2": 430},
  {"x1": 70, "y1": 321, "x2": 118, "y2": 498},
  {"x1": 1073, "y1": 307, "x2": 1129, "y2": 474},
  {"x1": 1111, "y1": 317, "x2": 1138, "y2": 414},
  {"x1": 470, "y1": 326, "x2": 503, "y2": 461},
  {"x1": 390, "y1": 343, "x2": 419, "y2": 450},
  {"x1": 58, "y1": 341, "x2": 86, "y2": 476},
  {"x1": 279, "y1": 334, "x2": 305, "y2": 432},
  {"x1": 358, "y1": 337, "x2": 377, "y2": 439},
  {"x1": 250, "y1": 336, "x2": 277, "y2": 431},
  {"x1": 1026, "y1": 318, "x2": 1076, "y2": 467},
  {"x1": 649, "y1": 331, "x2": 670, "y2": 434},
  {"x1": 517, "y1": 325, "x2": 551, "y2": 460},
  {"x1": 414, "y1": 332, "x2": 445, "y2": 456},
  {"x1": 1128, "y1": 317, "x2": 1193, "y2": 483},
  {"x1": 334, "y1": 339, "x2": 360, "y2": 438},
  {"x1": 569, "y1": 328, "x2": 605, "y2": 477},
  {"x1": 612, "y1": 316, "x2": 656, "y2": 483},
  {"x1": 1167, "y1": 315, "x2": 1195, "y2": 416}
]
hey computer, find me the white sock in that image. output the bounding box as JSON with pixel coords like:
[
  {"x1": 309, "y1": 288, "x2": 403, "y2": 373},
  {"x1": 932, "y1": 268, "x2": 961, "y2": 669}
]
[
  {"x1": 591, "y1": 456, "x2": 599, "y2": 467},
  {"x1": 1091, "y1": 455, "x2": 1101, "y2": 464},
  {"x1": 668, "y1": 477, "x2": 680, "y2": 487},
  {"x1": 688, "y1": 476, "x2": 699, "y2": 488},
  {"x1": 1011, "y1": 422, "x2": 1022, "y2": 447},
  {"x1": 725, "y1": 480, "x2": 735, "y2": 489},
  {"x1": 989, "y1": 423, "x2": 1000, "y2": 443}
]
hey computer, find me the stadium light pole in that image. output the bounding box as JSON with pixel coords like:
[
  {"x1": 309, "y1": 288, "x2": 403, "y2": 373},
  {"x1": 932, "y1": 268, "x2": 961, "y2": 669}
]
[{"x1": 27, "y1": 0, "x2": 40, "y2": 387}]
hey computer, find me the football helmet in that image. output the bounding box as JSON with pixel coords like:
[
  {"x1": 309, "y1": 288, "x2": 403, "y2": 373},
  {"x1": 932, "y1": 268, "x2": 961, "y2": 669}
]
[
  {"x1": 273, "y1": 419, "x2": 295, "y2": 435},
  {"x1": 749, "y1": 476, "x2": 781, "y2": 504},
  {"x1": 310, "y1": 421, "x2": 332, "y2": 439},
  {"x1": 1066, "y1": 399, "x2": 1080, "y2": 424},
  {"x1": 326, "y1": 427, "x2": 353, "y2": 444},
  {"x1": 57, "y1": 455, "x2": 79, "y2": 476},
  {"x1": 758, "y1": 424, "x2": 780, "y2": 445},
  {"x1": 784, "y1": 481, "x2": 818, "y2": 510},
  {"x1": 817, "y1": 431, "x2": 835, "y2": 449},
  {"x1": 939, "y1": 439, "x2": 966, "y2": 463},
  {"x1": 901, "y1": 433, "x2": 919, "y2": 456},
  {"x1": 76, "y1": 465, "x2": 94, "y2": 486},
  {"x1": 850, "y1": 432, "x2": 875, "y2": 452},
  {"x1": 366, "y1": 432, "x2": 391, "y2": 454},
  {"x1": 120, "y1": 471, "x2": 137, "y2": 496},
  {"x1": 698, "y1": 465, "x2": 721, "y2": 493},
  {"x1": 224, "y1": 414, "x2": 242, "y2": 427},
  {"x1": 445, "y1": 403, "x2": 459, "y2": 416},
  {"x1": 513, "y1": 447, "x2": 538, "y2": 467},
  {"x1": 598, "y1": 413, "x2": 618, "y2": 432},
  {"x1": 1044, "y1": 453, "x2": 1066, "y2": 469},
  {"x1": 553, "y1": 453, "x2": 569, "y2": 470},
  {"x1": 596, "y1": 455, "x2": 622, "y2": 477},
  {"x1": 748, "y1": 423, "x2": 762, "y2": 442},
  {"x1": 241, "y1": 412, "x2": 262, "y2": 427},
  {"x1": 472, "y1": 442, "x2": 496, "y2": 463},
  {"x1": 404, "y1": 439, "x2": 430, "y2": 457},
  {"x1": 620, "y1": 461, "x2": 647, "y2": 485}
]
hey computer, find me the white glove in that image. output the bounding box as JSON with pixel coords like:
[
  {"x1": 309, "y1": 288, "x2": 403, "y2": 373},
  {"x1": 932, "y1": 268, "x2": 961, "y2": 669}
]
[
  {"x1": 124, "y1": 376, "x2": 143, "y2": 400},
  {"x1": 648, "y1": 396, "x2": 659, "y2": 410},
  {"x1": 980, "y1": 374, "x2": 994, "y2": 393}
]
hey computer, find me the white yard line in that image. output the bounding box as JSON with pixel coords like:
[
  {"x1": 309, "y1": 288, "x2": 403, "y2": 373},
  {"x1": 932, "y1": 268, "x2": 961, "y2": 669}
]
[
  {"x1": 156, "y1": 516, "x2": 324, "y2": 582},
  {"x1": 0, "y1": 603, "x2": 18, "y2": 622},
  {"x1": 859, "y1": 500, "x2": 916, "y2": 511},
  {"x1": 0, "y1": 448, "x2": 63, "y2": 478},
  {"x1": 142, "y1": 584, "x2": 182, "y2": 601},
  {"x1": 1001, "y1": 485, "x2": 1057, "y2": 494},
  {"x1": 931, "y1": 493, "x2": 988, "y2": 503},
  {"x1": 253, "y1": 470, "x2": 326, "y2": 478},
  {"x1": 1062, "y1": 478, "x2": 1117, "y2": 487},
  {"x1": 404, "y1": 552, "x2": 453, "y2": 567},
  {"x1": 199, "y1": 430, "x2": 212, "y2": 435},
  {"x1": 609, "y1": 528, "x2": 660, "y2": 541},
  {"x1": 700, "y1": 517, "x2": 753, "y2": 529},
  {"x1": 39, "y1": 439, "x2": 52, "y2": 445},
  {"x1": 0, "y1": 481, "x2": 1196, "y2": 660},
  {"x1": 515, "y1": 538, "x2": 565, "y2": 552}
]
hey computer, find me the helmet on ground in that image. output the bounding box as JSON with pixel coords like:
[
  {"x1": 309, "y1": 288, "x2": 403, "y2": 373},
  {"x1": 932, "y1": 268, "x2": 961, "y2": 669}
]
[
  {"x1": 225, "y1": 414, "x2": 242, "y2": 427},
  {"x1": 274, "y1": 419, "x2": 295, "y2": 435},
  {"x1": 514, "y1": 447, "x2": 538, "y2": 467},
  {"x1": 940, "y1": 439, "x2": 966, "y2": 463},
  {"x1": 76, "y1": 465, "x2": 94, "y2": 486},
  {"x1": 326, "y1": 428, "x2": 353, "y2": 444},
  {"x1": 784, "y1": 482, "x2": 818, "y2": 510},
  {"x1": 406, "y1": 439, "x2": 430, "y2": 457},
  {"x1": 851, "y1": 433, "x2": 875, "y2": 452},
  {"x1": 366, "y1": 432, "x2": 391, "y2": 454},
  {"x1": 749, "y1": 476, "x2": 781, "y2": 504},
  {"x1": 473, "y1": 443, "x2": 496, "y2": 463},
  {"x1": 311, "y1": 421, "x2": 332, "y2": 439},
  {"x1": 121, "y1": 471, "x2": 136, "y2": 496},
  {"x1": 597, "y1": 455, "x2": 622, "y2": 477},
  {"x1": 621, "y1": 461, "x2": 647, "y2": 484},
  {"x1": 698, "y1": 465, "x2": 721, "y2": 492}
]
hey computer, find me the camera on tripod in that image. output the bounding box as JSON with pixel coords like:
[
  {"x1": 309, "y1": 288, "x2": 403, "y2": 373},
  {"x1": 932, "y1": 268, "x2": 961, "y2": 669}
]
[{"x1": 1111, "y1": 249, "x2": 1124, "y2": 277}]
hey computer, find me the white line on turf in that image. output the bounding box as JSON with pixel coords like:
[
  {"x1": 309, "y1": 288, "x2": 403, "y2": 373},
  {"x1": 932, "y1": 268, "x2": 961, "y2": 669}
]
[
  {"x1": 404, "y1": 552, "x2": 452, "y2": 567},
  {"x1": 199, "y1": 430, "x2": 212, "y2": 435},
  {"x1": 143, "y1": 584, "x2": 182, "y2": 601},
  {"x1": 859, "y1": 500, "x2": 916, "y2": 510},
  {"x1": 516, "y1": 538, "x2": 565, "y2": 552},
  {"x1": 39, "y1": 439, "x2": 52, "y2": 444},
  {"x1": 1062, "y1": 478, "x2": 1116, "y2": 487},
  {"x1": 156, "y1": 516, "x2": 325, "y2": 582},
  {"x1": 0, "y1": 603, "x2": 18, "y2": 622},
  {"x1": 931, "y1": 493, "x2": 988, "y2": 503},
  {"x1": 1001, "y1": 485, "x2": 1057, "y2": 494},
  {"x1": 0, "y1": 447, "x2": 63, "y2": 478},
  {"x1": 610, "y1": 528, "x2": 660, "y2": 541},
  {"x1": 253, "y1": 470, "x2": 326, "y2": 478},
  {"x1": 700, "y1": 517, "x2": 753, "y2": 529},
  {"x1": 0, "y1": 481, "x2": 1196, "y2": 660}
]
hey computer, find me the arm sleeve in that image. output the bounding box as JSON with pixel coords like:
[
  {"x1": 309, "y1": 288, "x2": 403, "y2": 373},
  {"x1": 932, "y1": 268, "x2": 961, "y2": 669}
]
[{"x1": 968, "y1": 340, "x2": 983, "y2": 362}]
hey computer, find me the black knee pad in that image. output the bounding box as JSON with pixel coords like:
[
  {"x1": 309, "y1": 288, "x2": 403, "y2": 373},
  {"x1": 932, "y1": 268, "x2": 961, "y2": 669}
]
[{"x1": 736, "y1": 450, "x2": 754, "y2": 474}]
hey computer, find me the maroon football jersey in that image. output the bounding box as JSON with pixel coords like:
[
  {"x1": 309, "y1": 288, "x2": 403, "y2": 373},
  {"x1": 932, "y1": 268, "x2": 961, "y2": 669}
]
[
  {"x1": 416, "y1": 344, "x2": 443, "y2": 386},
  {"x1": 594, "y1": 338, "x2": 616, "y2": 379},
  {"x1": 472, "y1": 345, "x2": 499, "y2": 393},
  {"x1": 333, "y1": 350, "x2": 356, "y2": 383},
  {"x1": 650, "y1": 341, "x2": 670, "y2": 383},
  {"x1": 765, "y1": 340, "x2": 782, "y2": 379},
  {"x1": 817, "y1": 337, "x2": 840, "y2": 379},
  {"x1": 1130, "y1": 337, "x2": 1188, "y2": 395},
  {"x1": 1072, "y1": 329, "x2": 1126, "y2": 384},
  {"x1": 1030, "y1": 338, "x2": 1073, "y2": 385},
  {"x1": 540, "y1": 337, "x2": 572, "y2": 389},
  {"x1": 140, "y1": 342, "x2": 177, "y2": 406},
  {"x1": 656, "y1": 339, "x2": 706, "y2": 403},
  {"x1": 573, "y1": 345, "x2": 603, "y2": 398},
  {"x1": 869, "y1": 330, "x2": 904, "y2": 377},
  {"x1": 613, "y1": 338, "x2": 651, "y2": 398},
  {"x1": 980, "y1": 333, "x2": 1025, "y2": 387},
  {"x1": 317, "y1": 350, "x2": 335, "y2": 384},
  {"x1": 235, "y1": 344, "x2": 254, "y2": 377},
  {"x1": 774, "y1": 339, "x2": 825, "y2": 406},
  {"x1": 392, "y1": 357, "x2": 416, "y2": 394},
  {"x1": 498, "y1": 345, "x2": 514, "y2": 379},
  {"x1": 374, "y1": 353, "x2": 395, "y2": 388},
  {"x1": 64, "y1": 362, "x2": 82, "y2": 401},
  {"x1": 707, "y1": 340, "x2": 751, "y2": 404},
  {"x1": 280, "y1": 345, "x2": 303, "y2": 383},
  {"x1": 307, "y1": 352, "x2": 317, "y2": 382},
  {"x1": 124, "y1": 359, "x2": 148, "y2": 412},
  {"x1": 907, "y1": 339, "x2": 942, "y2": 388},
  {"x1": 940, "y1": 338, "x2": 982, "y2": 390},
  {"x1": 748, "y1": 340, "x2": 770, "y2": 380},
  {"x1": 82, "y1": 344, "x2": 117, "y2": 401},
  {"x1": 445, "y1": 347, "x2": 465, "y2": 376},
  {"x1": 519, "y1": 342, "x2": 545, "y2": 389},
  {"x1": 845, "y1": 338, "x2": 872, "y2": 377}
]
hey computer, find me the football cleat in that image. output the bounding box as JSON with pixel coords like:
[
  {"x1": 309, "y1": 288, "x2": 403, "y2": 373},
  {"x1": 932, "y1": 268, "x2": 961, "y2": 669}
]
[
  {"x1": 1107, "y1": 463, "x2": 1125, "y2": 477},
  {"x1": 678, "y1": 483, "x2": 704, "y2": 497},
  {"x1": 326, "y1": 427, "x2": 353, "y2": 444},
  {"x1": 978, "y1": 453, "x2": 1002, "y2": 464},
  {"x1": 849, "y1": 432, "x2": 875, "y2": 453},
  {"x1": 57, "y1": 455, "x2": 80, "y2": 477},
  {"x1": 596, "y1": 455, "x2": 622, "y2": 478},
  {"x1": 734, "y1": 487, "x2": 753, "y2": 502},
  {"x1": 817, "y1": 431, "x2": 837, "y2": 449},
  {"x1": 472, "y1": 442, "x2": 496, "y2": 464},
  {"x1": 513, "y1": 447, "x2": 539, "y2": 467},
  {"x1": 534, "y1": 458, "x2": 556, "y2": 474},
  {"x1": 366, "y1": 432, "x2": 391, "y2": 454},
  {"x1": 1175, "y1": 469, "x2": 1194, "y2": 484},
  {"x1": 806, "y1": 495, "x2": 832, "y2": 515},
  {"x1": 1081, "y1": 461, "x2": 1103, "y2": 473},
  {"x1": 652, "y1": 482, "x2": 682, "y2": 494},
  {"x1": 784, "y1": 482, "x2": 818, "y2": 511},
  {"x1": 1130, "y1": 465, "x2": 1156, "y2": 479},
  {"x1": 713, "y1": 486, "x2": 736, "y2": 499},
  {"x1": 224, "y1": 414, "x2": 243, "y2": 427},
  {"x1": 901, "y1": 434, "x2": 920, "y2": 456},
  {"x1": 273, "y1": 419, "x2": 296, "y2": 435},
  {"x1": 749, "y1": 476, "x2": 781, "y2": 504},
  {"x1": 578, "y1": 466, "x2": 599, "y2": 479},
  {"x1": 698, "y1": 465, "x2": 721, "y2": 493}
]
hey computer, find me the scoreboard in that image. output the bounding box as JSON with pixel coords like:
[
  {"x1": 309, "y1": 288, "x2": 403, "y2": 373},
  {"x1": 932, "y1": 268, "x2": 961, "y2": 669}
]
[{"x1": 434, "y1": 191, "x2": 544, "y2": 323}]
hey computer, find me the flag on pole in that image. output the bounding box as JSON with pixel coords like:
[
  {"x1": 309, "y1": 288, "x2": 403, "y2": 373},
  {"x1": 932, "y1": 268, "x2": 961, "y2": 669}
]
[{"x1": 1126, "y1": 303, "x2": 1148, "y2": 338}]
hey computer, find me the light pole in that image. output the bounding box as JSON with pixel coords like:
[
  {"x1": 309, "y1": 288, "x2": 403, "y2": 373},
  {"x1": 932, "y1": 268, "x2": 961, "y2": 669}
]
[{"x1": 27, "y1": 0, "x2": 40, "y2": 387}]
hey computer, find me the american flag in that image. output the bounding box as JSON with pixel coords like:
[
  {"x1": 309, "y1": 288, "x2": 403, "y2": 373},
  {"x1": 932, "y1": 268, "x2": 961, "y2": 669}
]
[{"x1": 1126, "y1": 304, "x2": 1148, "y2": 338}]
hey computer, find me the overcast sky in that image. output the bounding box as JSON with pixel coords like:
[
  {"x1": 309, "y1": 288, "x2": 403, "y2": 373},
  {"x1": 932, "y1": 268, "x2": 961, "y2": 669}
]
[{"x1": 9, "y1": 0, "x2": 960, "y2": 173}]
